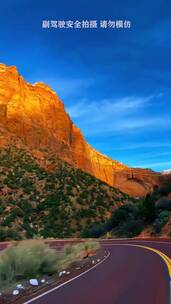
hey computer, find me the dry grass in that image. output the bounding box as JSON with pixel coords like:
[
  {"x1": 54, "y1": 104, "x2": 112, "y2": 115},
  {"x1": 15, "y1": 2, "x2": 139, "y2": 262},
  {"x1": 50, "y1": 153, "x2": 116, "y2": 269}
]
[
  {"x1": 61, "y1": 240, "x2": 100, "y2": 268},
  {"x1": 0, "y1": 239, "x2": 100, "y2": 288},
  {"x1": 0, "y1": 240, "x2": 61, "y2": 287}
]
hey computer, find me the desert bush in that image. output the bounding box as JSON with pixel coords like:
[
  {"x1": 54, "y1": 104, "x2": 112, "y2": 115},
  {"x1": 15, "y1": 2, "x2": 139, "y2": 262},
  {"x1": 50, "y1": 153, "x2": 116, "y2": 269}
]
[
  {"x1": 152, "y1": 210, "x2": 169, "y2": 234},
  {"x1": 61, "y1": 244, "x2": 84, "y2": 268},
  {"x1": 0, "y1": 240, "x2": 60, "y2": 287},
  {"x1": 0, "y1": 239, "x2": 100, "y2": 287},
  {"x1": 81, "y1": 224, "x2": 106, "y2": 238},
  {"x1": 140, "y1": 194, "x2": 156, "y2": 222},
  {"x1": 0, "y1": 229, "x2": 8, "y2": 241},
  {"x1": 62, "y1": 240, "x2": 100, "y2": 268},
  {"x1": 159, "y1": 182, "x2": 171, "y2": 196},
  {"x1": 155, "y1": 197, "x2": 171, "y2": 210},
  {"x1": 103, "y1": 203, "x2": 143, "y2": 238},
  {"x1": 0, "y1": 147, "x2": 131, "y2": 240},
  {"x1": 118, "y1": 218, "x2": 143, "y2": 237},
  {"x1": 83, "y1": 240, "x2": 100, "y2": 255},
  {"x1": 0, "y1": 229, "x2": 21, "y2": 241},
  {"x1": 106, "y1": 203, "x2": 139, "y2": 229}
]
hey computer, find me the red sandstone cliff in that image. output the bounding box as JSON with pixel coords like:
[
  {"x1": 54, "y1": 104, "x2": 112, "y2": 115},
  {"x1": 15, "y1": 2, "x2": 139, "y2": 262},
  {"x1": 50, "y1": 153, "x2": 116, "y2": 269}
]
[{"x1": 0, "y1": 63, "x2": 161, "y2": 196}]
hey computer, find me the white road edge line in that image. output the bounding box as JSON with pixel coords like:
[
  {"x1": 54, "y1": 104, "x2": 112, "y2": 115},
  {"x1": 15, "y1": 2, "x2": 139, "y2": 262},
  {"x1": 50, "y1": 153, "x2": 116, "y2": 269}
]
[{"x1": 23, "y1": 251, "x2": 111, "y2": 304}]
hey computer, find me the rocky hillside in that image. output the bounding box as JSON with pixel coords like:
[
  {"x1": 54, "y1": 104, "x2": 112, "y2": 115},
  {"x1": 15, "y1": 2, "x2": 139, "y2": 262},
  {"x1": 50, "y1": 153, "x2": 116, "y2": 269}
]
[
  {"x1": 0, "y1": 146, "x2": 132, "y2": 240},
  {"x1": 0, "y1": 63, "x2": 161, "y2": 196}
]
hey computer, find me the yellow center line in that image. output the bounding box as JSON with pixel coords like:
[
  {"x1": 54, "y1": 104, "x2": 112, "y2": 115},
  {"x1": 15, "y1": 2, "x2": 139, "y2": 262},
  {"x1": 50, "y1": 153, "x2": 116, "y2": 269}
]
[
  {"x1": 104, "y1": 243, "x2": 171, "y2": 279},
  {"x1": 103, "y1": 242, "x2": 171, "y2": 303},
  {"x1": 126, "y1": 244, "x2": 171, "y2": 278}
]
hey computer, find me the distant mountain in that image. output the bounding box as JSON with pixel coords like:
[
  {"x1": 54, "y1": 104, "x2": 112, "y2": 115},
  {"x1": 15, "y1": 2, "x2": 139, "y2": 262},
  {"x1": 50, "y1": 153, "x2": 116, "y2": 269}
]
[
  {"x1": 162, "y1": 169, "x2": 171, "y2": 175},
  {"x1": 0, "y1": 63, "x2": 161, "y2": 196}
]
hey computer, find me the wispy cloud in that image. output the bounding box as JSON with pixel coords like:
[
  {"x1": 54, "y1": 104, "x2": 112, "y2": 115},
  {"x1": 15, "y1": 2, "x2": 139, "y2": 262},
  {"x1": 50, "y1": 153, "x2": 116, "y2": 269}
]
[
  {"x1": 37, "y1": 77, "x2": 94, "y2": 99},
  {"x1": 67, "y1": 96, "x2": 150, "y2": 119},
  {"x1": 66, "y1": 95, "x2": 171, "y2": 136}
]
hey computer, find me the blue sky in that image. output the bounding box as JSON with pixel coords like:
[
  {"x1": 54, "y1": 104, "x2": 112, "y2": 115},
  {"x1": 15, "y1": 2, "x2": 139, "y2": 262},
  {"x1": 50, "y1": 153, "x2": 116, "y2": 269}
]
[{"x1": 0, "y1": 0, "x2": 171, "y2": 171}]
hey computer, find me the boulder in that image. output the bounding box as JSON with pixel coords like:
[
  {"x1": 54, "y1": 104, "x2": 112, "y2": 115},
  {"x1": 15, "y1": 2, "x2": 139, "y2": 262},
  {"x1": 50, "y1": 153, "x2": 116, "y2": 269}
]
[
  {"x1": 12, "y1": 290, "x2": 19, "y2": 296},
  {"x1": 17, "y1": 284, "x2": 24, "y2": 290},
  {"x1": 29, "y1": 279, "x2": 39, "y2": 286}
]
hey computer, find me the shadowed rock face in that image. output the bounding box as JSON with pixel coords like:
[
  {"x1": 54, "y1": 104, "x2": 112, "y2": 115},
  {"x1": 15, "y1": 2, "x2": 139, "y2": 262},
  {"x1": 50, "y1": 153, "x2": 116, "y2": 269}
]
[{"x1": 0, "y1": 63, "x2": 161, "y2": 196}]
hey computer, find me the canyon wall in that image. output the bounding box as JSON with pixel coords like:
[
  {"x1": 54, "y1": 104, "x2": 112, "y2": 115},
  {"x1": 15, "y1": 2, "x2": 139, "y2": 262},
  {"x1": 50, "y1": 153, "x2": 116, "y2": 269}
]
[{"x1": 0, "y1": 63, "x2": 161, "y2": 196}]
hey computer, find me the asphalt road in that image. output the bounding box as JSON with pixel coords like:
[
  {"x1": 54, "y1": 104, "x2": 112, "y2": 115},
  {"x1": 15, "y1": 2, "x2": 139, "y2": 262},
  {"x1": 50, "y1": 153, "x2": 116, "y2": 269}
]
[{"x1": 23, "y1": 239, "x2": 171, "y2": 304}]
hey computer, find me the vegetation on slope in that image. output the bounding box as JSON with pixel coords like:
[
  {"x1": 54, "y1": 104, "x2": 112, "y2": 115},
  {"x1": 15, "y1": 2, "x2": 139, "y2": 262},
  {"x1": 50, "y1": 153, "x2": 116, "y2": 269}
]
[
  {"x1": 0, "y1": 147, "x2": 132, "y2": 240},
  {"x1": 84, "y1": 181, "x2": 171, "y2": 238}
]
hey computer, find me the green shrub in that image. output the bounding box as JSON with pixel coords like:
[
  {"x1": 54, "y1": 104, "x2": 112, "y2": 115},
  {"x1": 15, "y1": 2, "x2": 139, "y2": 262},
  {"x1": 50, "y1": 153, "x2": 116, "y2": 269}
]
[
  {"x1": 140, "y1": 194, "x2": 156, "y2": 222},
  {"x1": 81, "y1": 224, "x2": 106, "y2": 238},
  {"x1": 159, "y1": 182, "x2": 171, "y2": 196},
  {"x1": 0, "y1": 240, "x2": 60, "y2": 286},
  {"x1": 83, "y1": 240, "x2": 100, "y2": 255},
  {"x1": 152, "y1": 210, "x2": 169, "y2": 233},
  {"x1": 0, "y1": 229, "x2": 8, "y2": 241},
  {"x1": 156, "y1": 197, "x2": 171, "y2": 210},
  {"x1": 0, "y1": 146, "x2": 132, "y2": 240},
  {"x1": 118, "y1": 219, "x2": 143, "y2": 237},
  {"x1": 0, "y1": 238, "x2": 100, "y2": 287},
  {"x1": 62, "y1": 240, "x2": 100, "y2": 267}
]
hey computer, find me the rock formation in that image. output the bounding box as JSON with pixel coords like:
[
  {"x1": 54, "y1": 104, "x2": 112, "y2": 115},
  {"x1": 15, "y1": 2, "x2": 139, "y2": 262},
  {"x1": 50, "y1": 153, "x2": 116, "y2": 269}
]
[{"x1": 0, "y1": 63, "x2": 161, "y2": 196}]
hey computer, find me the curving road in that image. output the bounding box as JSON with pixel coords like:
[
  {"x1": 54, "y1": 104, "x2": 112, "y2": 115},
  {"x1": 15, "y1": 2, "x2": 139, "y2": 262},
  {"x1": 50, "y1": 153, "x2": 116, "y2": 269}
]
[{"x1": 22, "y1": 239, "x2": 171, "y2": 304}]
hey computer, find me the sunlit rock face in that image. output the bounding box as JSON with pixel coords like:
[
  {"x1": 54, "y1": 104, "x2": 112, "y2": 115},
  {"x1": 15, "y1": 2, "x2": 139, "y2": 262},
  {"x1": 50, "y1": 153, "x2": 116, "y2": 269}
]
[
  {"x1": 0, "y1": 63, "x2": 73, "y2": 159},
  {"x1": 113, "y1": 168, "x2": 161, "y2": 197},
  {"x1": 0, "y1": 63, "x2": 161, "y2": 196}
]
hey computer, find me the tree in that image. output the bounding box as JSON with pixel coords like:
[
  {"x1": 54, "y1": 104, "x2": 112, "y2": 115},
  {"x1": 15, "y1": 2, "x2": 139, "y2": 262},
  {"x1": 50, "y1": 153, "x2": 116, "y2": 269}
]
[
  {"x1": 81, "y1": 223, "x2": 106, "y2": 238},
  {"x1": 140, "y1": 194, "x2": 156, "y2": 222},
  {"x1": 152, "y1": 210, "x2": 169, "y2": 234}
]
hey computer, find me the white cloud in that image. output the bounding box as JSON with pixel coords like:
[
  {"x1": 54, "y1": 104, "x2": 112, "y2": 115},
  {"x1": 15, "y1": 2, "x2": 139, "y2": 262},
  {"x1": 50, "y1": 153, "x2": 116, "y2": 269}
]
[
  {"x1": 36, "y1": 77, "x2": 94, "y2": 99},
  {"x1": 66, "y1": 95, "x2": 171, "y2": 135},
  {"x1": 67, "y1": 96, "x2": 150, "y2": 119}
]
